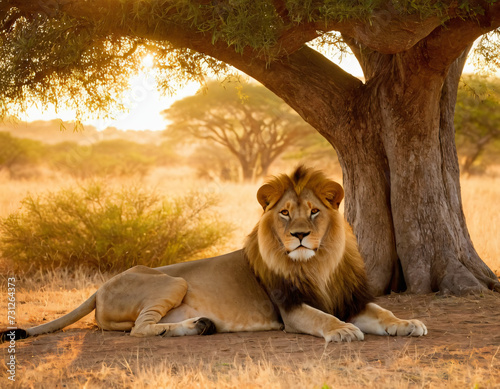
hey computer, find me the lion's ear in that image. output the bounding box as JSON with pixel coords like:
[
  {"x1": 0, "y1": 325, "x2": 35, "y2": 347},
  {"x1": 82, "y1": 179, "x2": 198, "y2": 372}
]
[
  {"x1": 257, "y1": 183, "x2": 282, "y2": 211},
  {"x1": 320, "y1": 181, "x2": 344, "y2": 210}
]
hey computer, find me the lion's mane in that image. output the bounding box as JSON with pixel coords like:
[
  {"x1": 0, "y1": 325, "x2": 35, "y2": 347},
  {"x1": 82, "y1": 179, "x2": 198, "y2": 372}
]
[{"x1": 244, "y1": 166, "x2": 374, "y2": 321}]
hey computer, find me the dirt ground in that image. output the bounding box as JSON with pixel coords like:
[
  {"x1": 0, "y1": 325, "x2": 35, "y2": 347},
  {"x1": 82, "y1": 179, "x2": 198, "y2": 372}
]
[{"x1": 4, "y1": 293, "x2": 500, "y2": 378}]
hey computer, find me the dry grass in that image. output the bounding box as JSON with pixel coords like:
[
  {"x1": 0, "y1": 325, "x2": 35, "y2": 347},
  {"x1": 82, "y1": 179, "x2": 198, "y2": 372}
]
[
  {"x1": 461, "y1": 171, "x2": 500, "y2": 275},
  {"x1": 3, "y1": 347, "x2": 499, "y2": 389},
  {"x1": 0, "y1": 171, "x2": 74, "y2": 218},
  {"x1": 0, "y1": 267, "x2": 106, "y2": 330}
]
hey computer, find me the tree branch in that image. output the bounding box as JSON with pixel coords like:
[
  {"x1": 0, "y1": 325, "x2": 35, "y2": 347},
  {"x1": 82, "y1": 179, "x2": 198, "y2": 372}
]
[
  {"x1": 0, "y1": 0, "x2": 455, "y2": 58},
  {"x1": 424, "y1": 3, "x2": 500, "y2": 71},
  {"x1": 4, "y1": 0, "x2": 500, "y2": 132}
]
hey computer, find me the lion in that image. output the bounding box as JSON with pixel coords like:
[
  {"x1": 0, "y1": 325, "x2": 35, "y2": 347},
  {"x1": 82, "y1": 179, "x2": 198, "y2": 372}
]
[{"x1": 2, "y1": 166, "x2": 427, "y2": 343}]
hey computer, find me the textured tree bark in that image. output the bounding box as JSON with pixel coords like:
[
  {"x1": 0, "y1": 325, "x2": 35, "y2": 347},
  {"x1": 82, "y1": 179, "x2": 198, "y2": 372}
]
[
  {"x1": 321, "y1": 47, "x2": 499, "y2": 295},
  {"x1": 331, "y1": 92, "x2": 400, "y2": 295}
]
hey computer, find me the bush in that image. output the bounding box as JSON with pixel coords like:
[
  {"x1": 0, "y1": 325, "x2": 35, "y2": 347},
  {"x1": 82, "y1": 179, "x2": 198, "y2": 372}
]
[
  {"x1": 0, "y1": 183, "x2": 231, "y2": 272},
  {"x1": 48, "y1": 139, "x2": 159, "y2": 179},
  {"x1": 0, "y1": 132, "x2": 46, "y2": 178}
]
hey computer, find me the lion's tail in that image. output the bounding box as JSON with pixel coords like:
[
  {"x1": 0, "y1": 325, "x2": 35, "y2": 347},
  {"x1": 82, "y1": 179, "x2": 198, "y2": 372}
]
[{"x1": 1, "y1": 292, "x2": 97, "y2": 342}]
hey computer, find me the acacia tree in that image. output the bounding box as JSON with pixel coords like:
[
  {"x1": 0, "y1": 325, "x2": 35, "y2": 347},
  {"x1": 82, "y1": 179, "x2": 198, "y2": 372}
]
[
  {"x1": 1, "y1": 1, "x2": 500, "y2": 295},
  {"x1": 455, "y1": 76, "x2": 500, "y2": 174},
  {"x1": 164, "y1": 81, "x2": 314, "y2": 181}
]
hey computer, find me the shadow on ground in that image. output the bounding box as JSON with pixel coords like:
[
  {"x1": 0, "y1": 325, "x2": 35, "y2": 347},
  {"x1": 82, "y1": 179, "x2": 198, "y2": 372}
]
[{"x1": 5, "y1": 294, "x2": 500, "y2": 374}]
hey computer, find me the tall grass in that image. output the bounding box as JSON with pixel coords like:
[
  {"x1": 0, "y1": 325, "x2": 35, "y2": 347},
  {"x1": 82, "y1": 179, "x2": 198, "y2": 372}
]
[
  {"x1": 0, "y1": 181, "x2": 231, "y2": 272},
  {"x1": 461, "y1": 172, "x2": 500, "y2": 275}
]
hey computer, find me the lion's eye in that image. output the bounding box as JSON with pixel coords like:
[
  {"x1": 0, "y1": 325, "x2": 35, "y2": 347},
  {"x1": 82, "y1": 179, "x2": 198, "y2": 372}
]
[
  {"x1": 311, "y1": 208, "x2": 319, "y2": 215},
  {"x1": 280, "y1": 209, "x2": 289, "y2": 217}
]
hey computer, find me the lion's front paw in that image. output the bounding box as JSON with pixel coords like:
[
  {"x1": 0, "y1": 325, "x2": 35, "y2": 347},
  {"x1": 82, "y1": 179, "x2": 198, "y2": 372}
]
[
  {"x1": 324, "y1": 323, "x2": 364, "y2": 343},
  {"x1": 386, "y1": 319, "x2": 427, "y2": 337}
]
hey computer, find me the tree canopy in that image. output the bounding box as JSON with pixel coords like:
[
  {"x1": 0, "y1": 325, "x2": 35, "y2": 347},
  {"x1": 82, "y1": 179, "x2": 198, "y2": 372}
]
[{"x1": 1, "y1": 1, "x2": 499, "y2": 120}]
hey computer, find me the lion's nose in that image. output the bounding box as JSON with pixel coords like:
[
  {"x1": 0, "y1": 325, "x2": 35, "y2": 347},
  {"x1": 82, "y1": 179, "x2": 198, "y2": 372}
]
[{"x1": 291, "y1": 231, "x2": 310, "y2": 242}]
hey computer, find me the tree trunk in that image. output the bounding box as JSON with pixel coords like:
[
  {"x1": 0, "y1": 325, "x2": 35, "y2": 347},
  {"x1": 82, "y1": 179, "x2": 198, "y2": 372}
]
[
  {"x1": 326, "y1": 48, "x2": 499, "y2": 295},
  {"x1": 239, "y1": 158, "x2": 255, "y2": 182},
  {"x1": 332, "y1": 89, "x2": 401, "y2": 294}
]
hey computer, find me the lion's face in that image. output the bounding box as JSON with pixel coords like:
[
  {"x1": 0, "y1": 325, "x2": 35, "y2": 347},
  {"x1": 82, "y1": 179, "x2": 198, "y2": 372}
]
[
  {"x1": 268, "y1": 188, "x2": 332, "y2": 262},
  {"x1": 252, "y1": 168, "x2": 347, "y2": 280}
]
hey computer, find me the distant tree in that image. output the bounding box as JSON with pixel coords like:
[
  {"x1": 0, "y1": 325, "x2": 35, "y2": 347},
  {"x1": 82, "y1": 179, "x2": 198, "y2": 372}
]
[
  {"x1": 455, "y1": 76, "x2": 500, "y2": 175},
  {"x1": 281, "y1": 129, "x2": 340, "y2": 168},
  {"x1": 188, "y1": 143, "x2": 241, "y2": 182},
  {"x1": 163, "y1": 81, "x2": 314, "y2": 181}
]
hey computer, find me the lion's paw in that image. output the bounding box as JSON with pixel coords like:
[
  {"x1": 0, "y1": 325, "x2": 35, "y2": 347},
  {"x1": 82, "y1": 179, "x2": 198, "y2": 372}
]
[
  {"x1": 385, "y1": 319, "x2": 427, "y2": 337},
  {"x1": 324, "y1": 323, "x2": 364, "y2": 343},
  {"x1": 194, "y1": 317, "x2": 217, "y2": 336},
  {"x1": 161, "y1": 316, "x2": 216, "y2": 337}
]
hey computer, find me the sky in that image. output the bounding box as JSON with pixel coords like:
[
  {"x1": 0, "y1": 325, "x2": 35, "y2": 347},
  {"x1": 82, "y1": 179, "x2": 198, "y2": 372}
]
[
  {"x1": 20, "y1": 55, "x2": 200, "y2": 132},
  {"x1": 19, "y1": 49, "x2": 479, "y2": 132},
  {"x1": 87, "y1": 73, "x2": 200, "y2": 132}
]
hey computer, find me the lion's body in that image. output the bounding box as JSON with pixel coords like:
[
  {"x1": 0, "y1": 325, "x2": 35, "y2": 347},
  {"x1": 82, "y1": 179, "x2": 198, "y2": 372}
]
[
  {"x1": 156, "y1": 251, "x2": 282, "y2": 333},
  {"x1": 3, "y1": 167, "x2": 427, "y2": 343}
]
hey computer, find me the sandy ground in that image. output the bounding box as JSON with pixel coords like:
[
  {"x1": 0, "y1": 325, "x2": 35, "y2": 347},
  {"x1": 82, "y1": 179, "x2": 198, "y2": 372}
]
[{"x1": 3, "y1": 293, "x2": 500, "y2": 377}]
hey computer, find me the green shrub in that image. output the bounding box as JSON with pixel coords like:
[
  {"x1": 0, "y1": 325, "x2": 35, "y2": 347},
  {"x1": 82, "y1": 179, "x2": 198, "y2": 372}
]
[
  {"x1": 48, "y1": 139, "x2": 158, "y2": 179},
  {"x1": 0, "y1": 132, "x2": 46, "y2": 178},
  {"x1": 0, "y1": 183, "x2": 231, "y2": 272}
]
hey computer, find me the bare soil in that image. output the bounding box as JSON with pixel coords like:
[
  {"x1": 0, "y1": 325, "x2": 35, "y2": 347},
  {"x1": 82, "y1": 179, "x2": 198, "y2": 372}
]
[{"x1": 4, "y1": 293, "x2": 500, "y2": 376}]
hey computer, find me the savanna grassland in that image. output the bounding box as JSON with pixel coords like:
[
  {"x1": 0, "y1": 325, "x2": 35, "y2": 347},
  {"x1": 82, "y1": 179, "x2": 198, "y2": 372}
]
[{"x1": 0, "y1": 134, "x2": 499, "y2": 388}]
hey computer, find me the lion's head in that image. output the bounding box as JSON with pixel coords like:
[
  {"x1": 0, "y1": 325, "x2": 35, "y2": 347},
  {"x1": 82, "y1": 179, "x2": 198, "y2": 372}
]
[{"x1": 244, "y1": 166, "x2": 372, "y2": 319}]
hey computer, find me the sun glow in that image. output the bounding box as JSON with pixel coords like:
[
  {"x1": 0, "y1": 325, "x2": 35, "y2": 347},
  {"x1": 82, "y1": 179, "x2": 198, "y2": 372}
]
[
  {"x1": 88, "y1": 71, "x2": 199, "y2": 132},
  {"x1": 142, "y1": 54, "x2": 155, "y2": 69},
  {"x1": 20, "y1": 53, "x2": 200, "y2": 132}
]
